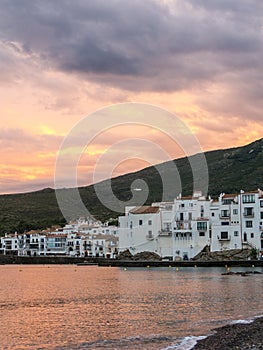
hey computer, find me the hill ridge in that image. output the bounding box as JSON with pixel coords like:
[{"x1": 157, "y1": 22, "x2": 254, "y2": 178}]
[{"x1": 0, "y1": 137, "x2": 262, "y2": 234}]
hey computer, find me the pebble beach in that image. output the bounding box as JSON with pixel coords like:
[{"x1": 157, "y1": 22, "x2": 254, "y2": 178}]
[{"x1": 193, "y1": 317, "x2": 263, "y2": 350}]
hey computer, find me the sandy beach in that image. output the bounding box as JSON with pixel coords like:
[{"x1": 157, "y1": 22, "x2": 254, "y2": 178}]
[{"x1": 193, "y1": 317, "x2": 263, "y2": 349}]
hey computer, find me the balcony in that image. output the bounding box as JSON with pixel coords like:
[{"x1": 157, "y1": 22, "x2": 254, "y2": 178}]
[
  {"x1": 146, "y1": 234, "x2": 154, "y2": 240},
  {"x1": 174, "y1": 222, "x2": 192, "y2": 230},
  {"x1": 173, "y1": 228, "x2": 192, "y2": 235},
  {"x1": 159, "y1": 229, "x2": 172, "y2": 236}
]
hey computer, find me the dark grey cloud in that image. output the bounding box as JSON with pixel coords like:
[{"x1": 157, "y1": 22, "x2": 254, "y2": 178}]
[{"x1": 0, "y1": 0, "x2": 262, "y2": 96}]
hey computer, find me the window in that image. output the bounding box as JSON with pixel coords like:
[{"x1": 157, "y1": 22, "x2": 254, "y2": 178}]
[
  {"x1": 199, "y1": 232, "x2": 205, "y2": 237},
  {"x1": 244, "y1": 207, "x2": 254, "y2": 217},
  {"x1": 139, "y1": 220, "x2": 143, "y2": 226},
  {"x1": 221, "y1": 231, "x2": 228, "y2": 239},
  {"x1": 251, "y1": 233, "x2": 254, "y2": 238},
  {"x1": 188, "y1": 212, "x2": 192, "y2": 220},
  {"x1": 260, "y1": 200, "x2": 263, "y2": 208},
  {"x1": 197, "y1": 222, "x2": 207, "y2": 230},
  {"x1": 200, "y1": 205, "x2": 204, "y2": 218},
  {"x1": 233, "y1": 209, "x2": 238, "y2": 215},
  {"x1": 148, "y1": 220, "x2": 152, "y2": 226},
  {"x1": 148, "y1": 231, "x2": 152, "y2": 238},
  {"x1": 234, "y1": 231, "x2": 239, "y2": 237},
  {"x1": 180, "y1": 213, "x2": 184, "y2": 221},
  {"x1": 261, "y1": 212, "x2": 263, "y2": 220},
  {"x1": 223, "y1": 199, "x2": 232, "y2": 205},
  {"x1": 246, "y1": 221, "x2": 253, "y2": 228},
  {"x1": 242, "y1": 194, "x2": 255, "y2": 203},
  {"x1": 221, "y1": 210, "x2": 229, "y2": 217},
  {"x1": 221, "y1": 222, "x2": 230, "y2": 226}
]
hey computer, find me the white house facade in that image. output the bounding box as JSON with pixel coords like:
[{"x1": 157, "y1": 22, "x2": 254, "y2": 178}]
[
  {"x1": 118, "y1": 203, "x2": 174, "y2": 257},
  {"x1": 118, "y1": 189, "x2": 263, "y2": 260},
  {"x1": 172, "y1": 192, "x2": 212, "y2": 260}
]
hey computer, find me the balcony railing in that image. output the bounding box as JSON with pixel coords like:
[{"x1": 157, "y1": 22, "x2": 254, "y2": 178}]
[
  {"x1": 159, "y1": 229, "x2": 172, "y2": 236},
  {"x1": 146, "y1": 234, "x2": 154, "y2": 240}
]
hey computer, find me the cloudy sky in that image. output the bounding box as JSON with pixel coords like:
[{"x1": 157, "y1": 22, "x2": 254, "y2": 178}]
[{"x1": 0, "y1": 0, "x2": 263, "y2": 194}]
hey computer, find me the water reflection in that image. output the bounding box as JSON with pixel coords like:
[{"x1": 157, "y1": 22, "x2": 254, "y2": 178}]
[{"x1": 0, "y1": 265, "x2": 262, "y2": 349}]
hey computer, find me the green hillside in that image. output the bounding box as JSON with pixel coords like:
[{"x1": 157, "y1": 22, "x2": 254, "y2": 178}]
[{"x1": 0, "y1": 138, "x2": 263, "y2": 234}]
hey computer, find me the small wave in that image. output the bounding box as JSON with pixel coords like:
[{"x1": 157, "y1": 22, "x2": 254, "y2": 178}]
[
  {"x1": 230, "y1": 319, "x2": 254, "y2": 325},
  {"x1": 230, "y1": 314, "x2": 263, "y2": 325},
  {"x1": 161, "y1": 335, "x2": 207, "y2": 350}
]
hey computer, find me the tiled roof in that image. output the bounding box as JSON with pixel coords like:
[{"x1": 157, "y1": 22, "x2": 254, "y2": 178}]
[
  {"x1": 180, "y1": 196, "x2": 193, "y2": 200},
  {"x1": 242, "y1": 190, "x2": 260, "y2": 194},
  {"x1": 130, "y1": 206, "x2": 159, "y2": 214},
  {"x1": 46, "y1": 234, "x2": 67, "y2": 238},
  {"x1": 222, "y1": 193, "x2": 237, "y2": 198}
]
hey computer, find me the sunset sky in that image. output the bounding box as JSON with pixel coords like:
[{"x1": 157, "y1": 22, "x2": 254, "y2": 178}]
[{"x1": 0, "y1": 0, "x2": 263, "y2": 194}]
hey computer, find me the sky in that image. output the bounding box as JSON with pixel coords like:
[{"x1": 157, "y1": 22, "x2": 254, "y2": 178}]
[{"x1": 0, "y1": 0, "x2": 263, "y2": 194}]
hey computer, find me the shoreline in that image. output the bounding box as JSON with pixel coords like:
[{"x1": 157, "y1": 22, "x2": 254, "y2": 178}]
[
  {"x1": 1, "y1": 255, "x2": 263, "y2": 267},
  {"x1": 192, "y1": 316, "x2": 263, "y2": 350}
]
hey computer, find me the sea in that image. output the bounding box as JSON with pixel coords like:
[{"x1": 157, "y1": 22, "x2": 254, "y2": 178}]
[{"x1": 0, "y1": 264, "x2": 262, "y2": 350}]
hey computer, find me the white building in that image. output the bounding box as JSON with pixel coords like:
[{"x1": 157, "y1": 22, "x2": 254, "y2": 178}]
[
  {"x1": 172, "y1": 192, "x2": 212, "y2": 260},
  {"x1": 240, "y1": 190, "x2": 263, "y2": 251},
  {"x1": 65, "y1": 232, "x2": 118, "y2": 258},
  {"x1": 211, "y1": 190, "x2": 263, "y2": 253},
  {"x1": 118, "y1": 189, "x2": 263, "y2": 260},
  {"x1": 210, "y1": 193, "x2": 241, "y2": 252},
  {"x1": 118, "y1": 203, "x2": 174, "y2": 257},
  {"x1": 46, "y1": 234, "x2": 67, "y2": 255},
  {"x1": 0, "y1": 233, "x2": 19, "y2": 255}
]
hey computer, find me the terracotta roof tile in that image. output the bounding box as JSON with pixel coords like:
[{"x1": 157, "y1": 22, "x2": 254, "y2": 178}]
[
  {"x1": 222, "y1": 194, "x2": 237, "y2": 198},
  {"x1": 130, "y1": 206, "x2": 159, "y2": 214}
]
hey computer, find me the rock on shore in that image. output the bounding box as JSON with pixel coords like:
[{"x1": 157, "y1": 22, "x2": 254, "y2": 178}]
[
  {"x1": 193, "y1": 317, "x2": 263, "y2": 350},
  {"x1": 193, "y1": 246, "x2": 253, "y2": 261}
]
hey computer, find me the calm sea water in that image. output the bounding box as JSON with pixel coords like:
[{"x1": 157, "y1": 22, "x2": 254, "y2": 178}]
[{"x1": 0, "y1": 265, "x2": 262, "y2": 350}]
